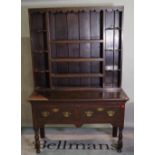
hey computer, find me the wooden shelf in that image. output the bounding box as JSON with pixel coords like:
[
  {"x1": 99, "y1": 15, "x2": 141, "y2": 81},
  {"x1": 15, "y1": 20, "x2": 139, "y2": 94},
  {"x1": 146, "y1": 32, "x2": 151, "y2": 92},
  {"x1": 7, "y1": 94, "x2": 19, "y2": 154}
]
[
  {"x1": 51, "y1": 58, "x2": 104, "y2": 62},
  {"x1": 31, "y1": 29, "x2": 47, "y2": 33},
  {"x1": 105, "y1": 49, "x2": 121, "y2": 52},
  {"x1": 105, "y1": 27, "x2": 121, "y2": 30},
  {"x1": 34, "y1": 69, "x2": 49, "y2": 73},
  {"x1": 105, "y1": 66, "x2": 121, "y2": 71},
  {"x1": 105, "y1": 69, "x2": 121, "y2": 71},
  {"x1": 35, "y1": 87, "x2": 51, "y2": 90},
  {"x1": 51, "y1": 73, "x2": 103, "y2": 78},
  {"x1": 51, "y1": 87, "x2": 104, "y2": 91},
  {"x1": 50, "y1": 39, "x2": 104, "y2": 44},
  {"x1": 33, "y1": 50, "x2": 48, "y2": 53}
]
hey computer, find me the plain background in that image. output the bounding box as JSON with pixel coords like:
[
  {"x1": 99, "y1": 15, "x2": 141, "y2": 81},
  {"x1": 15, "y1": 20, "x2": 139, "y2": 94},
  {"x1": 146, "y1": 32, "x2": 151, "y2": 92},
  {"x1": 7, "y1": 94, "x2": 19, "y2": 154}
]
[{"x1": 21, "y1": 0, "x2": 134, "y2": 127}]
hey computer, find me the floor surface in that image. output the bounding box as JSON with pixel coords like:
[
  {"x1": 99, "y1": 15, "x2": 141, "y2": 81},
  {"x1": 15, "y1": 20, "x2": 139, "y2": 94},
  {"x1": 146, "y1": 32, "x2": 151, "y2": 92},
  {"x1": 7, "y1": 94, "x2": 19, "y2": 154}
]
[{"x1": 21, "y1": 126, "x2": 134, "y2": 155}]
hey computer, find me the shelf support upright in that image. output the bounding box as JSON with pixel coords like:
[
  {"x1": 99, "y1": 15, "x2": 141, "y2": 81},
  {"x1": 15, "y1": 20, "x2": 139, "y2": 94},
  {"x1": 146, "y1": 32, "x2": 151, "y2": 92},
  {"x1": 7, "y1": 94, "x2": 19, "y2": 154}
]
[
  {"x1": 100, "y1": 10, "x2": 105, "y2": 88},
  {"x1": 46, "y1": 11, "x2": 52, "y2": 89},
  {"x1": 112, "y1": 11, "x2": 116, "y2": 87}
]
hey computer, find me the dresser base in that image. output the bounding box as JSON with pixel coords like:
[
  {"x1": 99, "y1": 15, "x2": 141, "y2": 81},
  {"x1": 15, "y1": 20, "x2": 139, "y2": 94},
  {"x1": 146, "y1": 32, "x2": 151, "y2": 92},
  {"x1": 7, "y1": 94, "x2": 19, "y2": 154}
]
[{"x1": 29, "y1": 90, "x2": 128, "y2": 153}]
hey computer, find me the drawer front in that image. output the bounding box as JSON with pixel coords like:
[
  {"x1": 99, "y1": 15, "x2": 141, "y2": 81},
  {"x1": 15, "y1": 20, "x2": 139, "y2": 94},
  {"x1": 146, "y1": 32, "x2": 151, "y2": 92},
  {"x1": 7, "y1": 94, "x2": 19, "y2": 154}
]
[
  {"x1": 32, "y1": 102, "x2": 124, "y2": 125},
  {"x1": 79, "y1": 105, "x2": 121, "y2": 123},
  {"x1": 37, "y1": 105, "x2": 77, "y2": 123}
]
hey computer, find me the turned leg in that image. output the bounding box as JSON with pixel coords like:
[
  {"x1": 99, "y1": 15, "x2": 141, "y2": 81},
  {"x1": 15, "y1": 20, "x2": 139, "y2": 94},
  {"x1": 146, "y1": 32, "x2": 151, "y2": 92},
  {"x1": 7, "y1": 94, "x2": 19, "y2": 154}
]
[
  {"x1": 112, "y1": 126, "x2": 118, "y2": 137},
  {"x1": 117, "y1": 127, "x2": 123, "y2": 152},
  {"x1": 34, "y1": 127, "x2": 40, "y2": 153},
  {"x1": 40, "y1": 126, "x2": 45, "y2": 138}
]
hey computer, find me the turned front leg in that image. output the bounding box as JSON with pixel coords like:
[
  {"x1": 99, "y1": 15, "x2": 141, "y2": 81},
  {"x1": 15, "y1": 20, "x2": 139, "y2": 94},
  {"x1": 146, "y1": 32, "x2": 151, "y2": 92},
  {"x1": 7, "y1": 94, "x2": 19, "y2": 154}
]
[
  {"x1": 34, "y1": 127, "x2": 40, "y2": 153},
  {"x1": 40, "y1": 126, "x2": 45, "y2": 138},
  {"x1": 112, "y1": 126, "x2": 118, "y2": 137},
  {"x1": 117, "y1": 127, "x2": 123, "y2": 152}
]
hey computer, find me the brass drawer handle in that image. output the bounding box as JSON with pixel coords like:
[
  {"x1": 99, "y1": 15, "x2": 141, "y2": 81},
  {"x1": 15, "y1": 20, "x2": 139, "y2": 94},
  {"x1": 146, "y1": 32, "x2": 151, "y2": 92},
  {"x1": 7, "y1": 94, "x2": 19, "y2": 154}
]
[
  {"x1": 97, "y1": 107, "x2": 104, "y2": 112},
  {"x1": 85, "y1": 111, "x2": 94, "y2": 117},
  {"x1": 107, "y1": 111, "x2": 115, "y2": 117},
  {"x1": 52, "y1": 108, "x2": 59, "y2": 113},
  {"x1": 63, "y1": 111, "x2": 71, "y2": 118},
  {"x1": 41, "y1": 111, "x2": 50, "y2": 117}
]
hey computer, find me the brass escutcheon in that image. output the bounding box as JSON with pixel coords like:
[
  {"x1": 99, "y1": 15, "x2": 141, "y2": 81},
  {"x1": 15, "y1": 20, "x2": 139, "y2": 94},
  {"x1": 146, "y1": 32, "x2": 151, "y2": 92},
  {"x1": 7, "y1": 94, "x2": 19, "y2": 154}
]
[
  {"x1": 52, "y1": 108, "x2": 59, "y2": 113},
  {"x1": 41, "y1": 111, "x2": 50, "y2": 117},
  {"x1": 107, "y1": 110, "x2": 115, "y2": 117},
  {"x1": 63, "y1": 111, "x2": 71, "y2": 118},
  {"x1": 97, "y1": 107, "x2": 104, "y2": 112},
  {"x1": 85, "y1": 111, "x2": 94, "y2": 117}
]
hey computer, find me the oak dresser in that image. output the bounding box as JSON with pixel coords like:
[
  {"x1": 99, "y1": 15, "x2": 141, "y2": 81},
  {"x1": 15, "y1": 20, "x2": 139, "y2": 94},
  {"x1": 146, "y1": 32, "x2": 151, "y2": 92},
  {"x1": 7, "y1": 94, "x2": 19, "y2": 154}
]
[{"x1": 28, "y1": 6, "x2": 129, "y2": 153}]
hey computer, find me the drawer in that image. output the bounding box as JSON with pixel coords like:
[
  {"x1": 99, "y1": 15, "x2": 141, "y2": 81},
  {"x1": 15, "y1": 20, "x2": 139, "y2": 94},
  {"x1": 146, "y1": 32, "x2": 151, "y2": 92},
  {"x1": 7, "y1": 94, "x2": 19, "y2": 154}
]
[
  {"x1": 37, "y1": 105, "x2": 77, "y2": 123},
  {"x1": 79, "y1": 105, "x2": 121, "y2": 123},
  {"x1": 33, "y1": 103, "x2": 123, "y2": 125}
]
